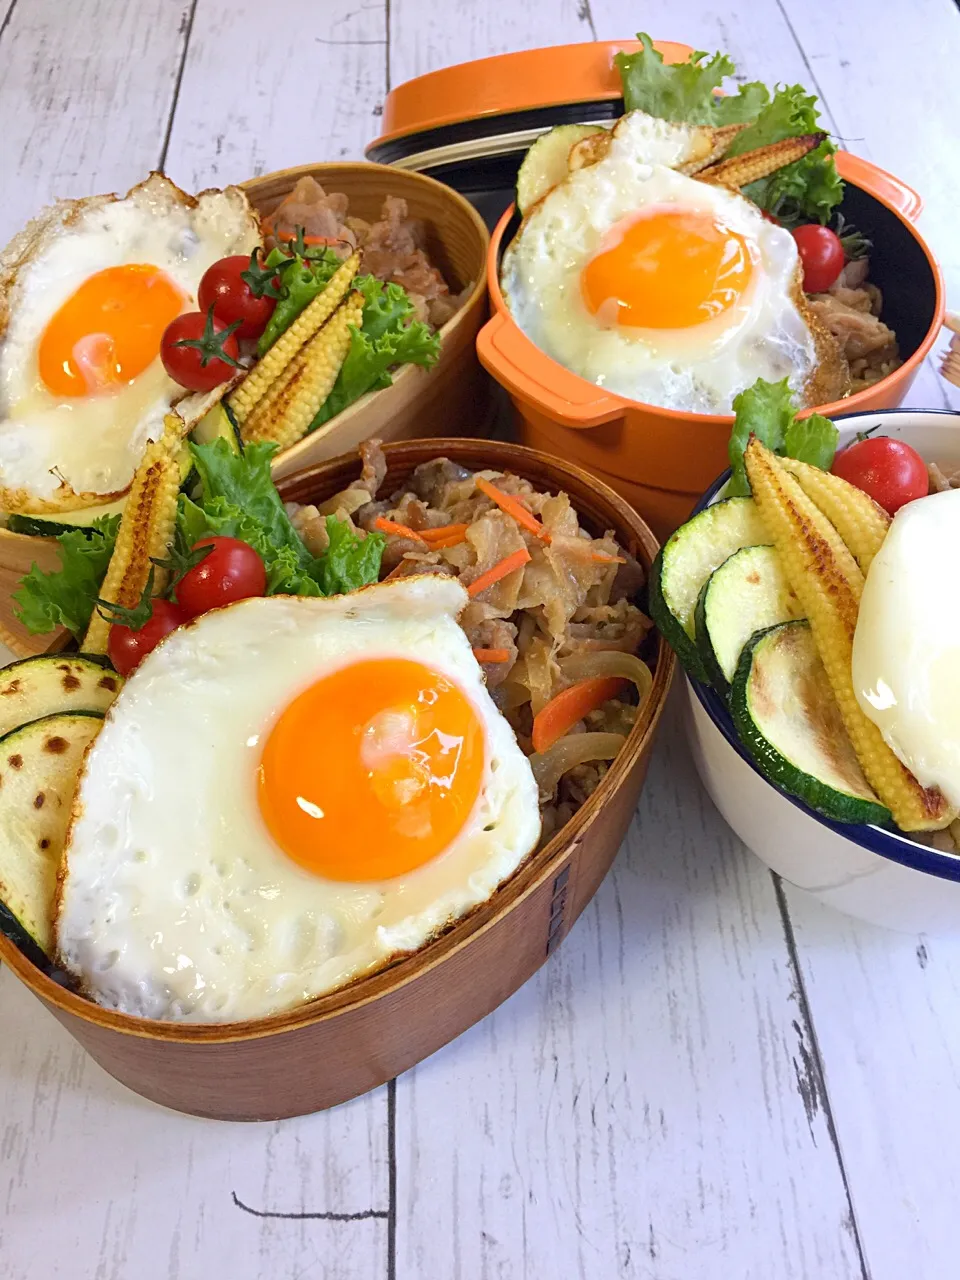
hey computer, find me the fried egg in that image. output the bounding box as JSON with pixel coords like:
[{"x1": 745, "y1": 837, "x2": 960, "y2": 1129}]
[
  {"x1": 0, "y1": 173, "x2": 260, "y2": 514},
  {"x1": 502, "y1": 110, "x2": 843, "y2": 415},
  {"x1": 55, "y1": 577, "x2": 541, "y2": 1023},
  {"x1": 853, "y1": 488, "x2": 960, "y2": 809}
]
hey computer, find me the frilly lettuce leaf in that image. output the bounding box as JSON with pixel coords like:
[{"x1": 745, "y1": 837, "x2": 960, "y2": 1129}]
[
  {"x1": 728, "y1": 377, "x2": 838, "y2": 496},
  {"x1": 13, "y1": 516, "x2": 120, "y2": 637},
  {"x1": 616, "y1": 35, "x2": 768, "y2": 125},
  {"x1": 616, "y1": 36, "x2": 842, "y2": 223},
  {"x1": 310, "y1": 276, "x2": 441, "y2": 429}
]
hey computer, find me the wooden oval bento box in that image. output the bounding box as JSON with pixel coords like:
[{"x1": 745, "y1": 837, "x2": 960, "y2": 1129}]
[
  {"x1": 0, "y1": 162, "x2": 490, "y2": 660},
  {"x1": 0, "y1": 439, "x2": 674, "y2": 1121}
]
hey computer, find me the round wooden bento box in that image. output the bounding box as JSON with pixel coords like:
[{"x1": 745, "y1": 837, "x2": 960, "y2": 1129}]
[
  {"x1": 0, "y1": 439, "x2": 674, "y2": 1121},
  {"x1": 0, "y1": 162, "x2": 490, "y2": 659}
]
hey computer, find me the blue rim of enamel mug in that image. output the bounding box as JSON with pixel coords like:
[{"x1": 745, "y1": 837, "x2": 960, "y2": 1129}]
[{"x1": 687, "y1": 406, "x2": 960, "y2": 883}]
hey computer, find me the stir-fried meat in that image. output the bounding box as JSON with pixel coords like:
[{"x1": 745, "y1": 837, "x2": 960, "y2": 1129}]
[
  {"x1": 359, "y1": 437, "x2": 388, "y2": 498},
  {"x1": 361, "y1": 195, "x2": 451, "y2": 318},
  {"x1": 261, "y1": 179, "x2": 466, "y2": 332},
  {"x1": 264, "y1": 178, "x2": 356, "y2": 256},
  {"x1": 286, "y1": 502, "x2": 329, "y2": 557},
  {"x1": 609, "y1": 553, "x2": 646, "y2": 604},
  {"x1": 289, "y1": 454, "x2": 655, "y2": 832},
  {"x1": 410, "y1": 458, "x2": 472, "y2": 506},
  {"x1": 558, "y1": 762, "x2": 610, "y2": 809},
  {"x1": 808, "y1": 259, "x2": 901, "y2": 392},
  {"x1": 563, "y1": 600, "x2": 654, "y2": 655},
  {"x1": 833, "y1": 257, "x2": 871, "y2": 291}
]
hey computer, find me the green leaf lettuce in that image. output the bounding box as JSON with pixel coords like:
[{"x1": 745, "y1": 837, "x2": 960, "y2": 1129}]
[
  {"x1": 616, "y1": 36, "x2": 842, "y2": 223},
  {"x1": 728, "y1": 377, "x2": 838, "y2": 496},
  {"x1": 310, "y1": 277, "x2": 441, "y2": 429},
  {"x1": 13, "y1": 516, "x2": 120, "y2": 637}
]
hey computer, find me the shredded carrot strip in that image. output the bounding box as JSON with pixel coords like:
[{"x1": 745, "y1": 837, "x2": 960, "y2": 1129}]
[
  {"x1": 475, "y1": 476, "x2": 550, "y2": 542},
  {"x1": 421, "y1": 523, "x2": 469, "y2": 543},
  {"x1": 590, "y1": 551, "x2": 626, "y2": 564},
  {"x1": 427, "y1": 533, "x2": 467, "y2": 550},
  {"x1": 531, "y1": 677, "x2": 629, "y2": 754},
  {"x1": 472, "y1": 648, "x2": 511, "y2": 664},
  {"x1": 467, "y1": 547, "x2": 532, "y2": 598},
  {"x1": 374, "y1": 516, "x2": 427, "y2": 543}
]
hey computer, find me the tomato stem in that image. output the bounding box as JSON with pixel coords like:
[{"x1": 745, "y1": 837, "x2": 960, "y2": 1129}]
[
  {"x1": 172, "y1": 305, "x2": 244, "y2": 369},
  {"x1": 95, "y1": 567, "x2": 157, "y2": 632}
]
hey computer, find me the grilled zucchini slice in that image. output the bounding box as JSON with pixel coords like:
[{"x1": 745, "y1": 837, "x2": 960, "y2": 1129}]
[
  {"x1": 694, "y1": 544, "x2": 802, "y2": 697},
  {"x1": 516, "y1": 124, "x2": 607, "y2": 214},
  {"x1": 191, "y1": 401, "x2": 243, "y2": 454},
  {"x1": 730, "y1": 620, "x2": 890, "y2": 827},
  {"x1": 0, "y1": 654, "x2": 121, "y2": 738},
  {"x1": 649, "y1": 497, "x2": 768, "y2": 683},
  {"x1": 0, "y1": 711, "x2": 103, "y2": 957}
]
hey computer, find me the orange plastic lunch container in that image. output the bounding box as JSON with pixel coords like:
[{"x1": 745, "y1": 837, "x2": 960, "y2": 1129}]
[{"x1": 370, "y1": 41, "x2": 947, "y2": 541}]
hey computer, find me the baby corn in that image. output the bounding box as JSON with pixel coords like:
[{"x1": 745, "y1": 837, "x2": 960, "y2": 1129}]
[
  {"x1": 697, "y1": 133, "x2": 826, "y2": 190},
  {"x1": 780, "y1": 456, "x2": 891, "y2": 574},
  {"x1": 82, "y1": 414, "x2": 186, "y2": 655},
  {"x1": 228, "y1": 251, "x2": 360, "y2": 424},
  {"x1": 240, "y1": 291, "x2": 362, "y2": 451},
  {"x1": 745, "y1": 437, "x2": 954, "y2": 831},
  {"x1": 677, "y1": 122, "x2": 748, "y2": 175}
]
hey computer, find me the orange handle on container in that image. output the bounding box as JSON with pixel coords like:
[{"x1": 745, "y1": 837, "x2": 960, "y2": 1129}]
[
  {"x1": 477, "y1": 312, "x2": 624, "y2": 429},
  {"x1": 836, "y1": 151, "x2": 923, "y2": 222}
]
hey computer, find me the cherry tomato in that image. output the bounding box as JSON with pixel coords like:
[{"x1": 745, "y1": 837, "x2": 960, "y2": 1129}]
[
  {"x1": 792, "y1": 224, "x2": 845, "y2": 293},
  {"x1": 175, "y1": 536, "x2": 267, "y2": 617},
  {"x1": 160, "y1": 308, "x2": 242, "y2": 392},
  {"x1": 108, "y1": 599, "x2": 187, "y2": 676},
  {"x1": 198, "y1": 254, "x2": 278, "y2": 340},
  {"x1": 831, "y1": 436, "x2": 929, "y2": 515}
]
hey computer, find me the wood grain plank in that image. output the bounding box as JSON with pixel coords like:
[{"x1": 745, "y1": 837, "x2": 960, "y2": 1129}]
[
  {"x1": 782, "y1": 887, "x2": 960, "y2": 1280},
  {"x1": 775, "y1": 0, "x2": 960, "y2": 410},
  {"x1": 0, "y1": 0, "x2": 192, "y2": 242},
  {"x1": 589, "y1": 0, "x2": 837, "y2": 129},
  {"x1": 162, "y1": 0, "x2": 387, "y2": 189},
  {"x1": 395, "y1": 705, "x2": 864, "y2": 1280},
  {"x1": 387, "y1": 0, "x2": 594, "y2": 82},
  {"x1": 0, "y1": 967, "x2": 389, "y2": 1280},
  {"x1": 0, "y1": 0, "x2": 20, "y2": 42}
]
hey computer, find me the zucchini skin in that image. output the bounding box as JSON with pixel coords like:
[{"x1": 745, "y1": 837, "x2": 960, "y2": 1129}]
[
  {"x1": 7, "y1": 514, "x2": 87, "y2": 538},
  {"x1": 730, "y1": 625, "x2": 892, "y2": 827},
  {"x1": 0, "y1": 897, "x2": 49, "y2": 967},
  {"x1": 694, "y1": 576, "x2": 729, "y2": 698},
  {"x1": 648, "y1": 545, "x2": 709, "y2": 684}
]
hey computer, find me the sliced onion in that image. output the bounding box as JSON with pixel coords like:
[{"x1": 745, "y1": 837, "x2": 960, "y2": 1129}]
[
  {"x1": 529, "y1": 732, "x2": 626, "y2": 800},
  {"x1": 560, "y1": 650, "x2": 653, "y2": 705},
  {"x1": 316, "y1": 486, "x2": 371, "y2": 517}
]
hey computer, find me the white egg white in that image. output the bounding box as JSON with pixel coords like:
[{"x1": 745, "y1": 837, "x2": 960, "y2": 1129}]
[
  {"x1": 502, "y1": 111, "x2": 817, "y2": 415},
  {"x1": 853, "y1": 488, "x2": 960, "y2": 810},
  {"x1": 0, "y1": 174, "x2": 259, "y2": 509},
  {"x1": 55, "y1": 577, "x2": 542, "y2": 1023}
]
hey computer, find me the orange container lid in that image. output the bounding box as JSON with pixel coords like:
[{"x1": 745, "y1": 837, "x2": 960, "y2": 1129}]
[{"x1": 368, "y1": 39, "x2": 693, "y2": 152}]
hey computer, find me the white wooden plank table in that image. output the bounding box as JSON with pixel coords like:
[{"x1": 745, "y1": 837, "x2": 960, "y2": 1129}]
[{"x1": 2, "y1": 2, "x2": 960, "y2": 1276}]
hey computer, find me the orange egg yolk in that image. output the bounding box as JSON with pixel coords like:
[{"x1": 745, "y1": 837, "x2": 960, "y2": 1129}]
[
  {"x1": 257, "y1": 657, "x2": 485, "y2": 882},
  {"x1": 38, "y1": 264, "x2": 184, "y2": 397},
  {"x1": 580, "y1": 209, "x2": 754, "y2": 330}
]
